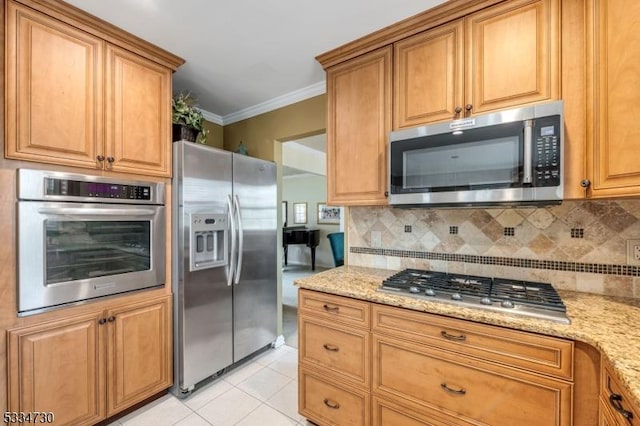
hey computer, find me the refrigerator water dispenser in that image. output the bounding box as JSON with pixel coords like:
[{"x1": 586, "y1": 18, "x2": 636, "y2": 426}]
[{"x1": 190, "y1": 213, "x2": 227, "y2": 271}]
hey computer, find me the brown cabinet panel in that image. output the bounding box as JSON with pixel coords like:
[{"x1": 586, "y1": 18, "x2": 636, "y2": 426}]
[
  {"x1": 372, "y1": 334, "x2": 572, "y2": 426},
  {"x1": 107, "y1": 296, "x2": 172, "y2": 415},
  {"x1": 466, "y1": 0, "x2": 560, "y2": 114},
  {"x1": 7, "y1": 313, "x2": 106, "y2": 426},
  {"x1": 299, "y1": 289, "x2": 370, "y2": 329},
  {"x1": 105, "y1": 45, "x2": 172, "y2": 177},
  {"x1": 586, "y1": 0, "x2": 640, "y2": 197},
  {"x1": 299, "y1": 366, "x2": 370, "y2": 426},
  {"x1": 326, "y1": 46, "x2": 391, "y2": 206},
  {"x1": 372, "y1": 304, "x2": 573, "y2": 380},
  {"x1": 5, "y1": 1, "x2": 103, "y2": 169},
  {"x1": 601, "y1": 360, "x2": 640, "y2": 426},
  {"x1": 299, "y1": 316, "x2": 370, "y2": 388},
  {"x1": 394, "y1": 20, "x2": 464, "y2": 128}
]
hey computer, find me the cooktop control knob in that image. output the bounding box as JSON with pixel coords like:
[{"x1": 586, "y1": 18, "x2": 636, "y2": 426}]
[
  {"x1": 501, "y1": 300, "x2": 515, "y2": 309},
  {"x1": 425, "y1": 288, "x2": 436, "y2": 297},
  {"x1": 451, "y1": 292, "x2": 462, "y2": 301},
  {"x1": 480, "y1": 297, "x2": 493, "y2": 305},
  {"x1": 409, "y1": 286, "x2": 420, "y2": 294}
]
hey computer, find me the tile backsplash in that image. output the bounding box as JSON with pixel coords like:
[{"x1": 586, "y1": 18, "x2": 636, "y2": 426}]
[{"x1": 348, "y1": 200, "x2": 640, "y2": 298}]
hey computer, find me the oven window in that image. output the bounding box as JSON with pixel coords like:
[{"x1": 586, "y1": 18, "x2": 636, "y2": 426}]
[{"x1": 45, "y1": 220, "x2": 151, "y2": 284}]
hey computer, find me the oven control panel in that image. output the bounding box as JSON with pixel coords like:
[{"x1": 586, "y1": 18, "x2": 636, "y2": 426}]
[{"x1": 45, "y1": 178, "x2": 151, "y2": 200}]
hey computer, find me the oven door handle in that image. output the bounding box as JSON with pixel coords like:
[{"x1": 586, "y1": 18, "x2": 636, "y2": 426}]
[{"x1": 36, "y1": 207, "x2": 157, "y2": 216}]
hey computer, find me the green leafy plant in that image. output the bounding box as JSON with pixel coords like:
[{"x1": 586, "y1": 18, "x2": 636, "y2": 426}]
[{"x1": 172, "y1": 92, "x2": 209, "y2": 143}]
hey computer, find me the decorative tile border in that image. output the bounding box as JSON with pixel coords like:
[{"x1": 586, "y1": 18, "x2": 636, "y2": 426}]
[{"x1": 350, "y1": 247, "x2": 640, "y2": 276}]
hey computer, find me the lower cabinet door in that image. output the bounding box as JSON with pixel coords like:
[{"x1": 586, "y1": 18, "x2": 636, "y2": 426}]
[
  {"x1": 107, "y1": 296, "x2": 172, "y2": 415},
  {"x1": 373, "y1": 396, "x2": 475, "y2": 426},
  {"x1": 7, "y1": 313, "x2": 106, "y2": 426},
  {"x1": 299, "y1": 366, "x2": 370, "y2": 426},
  {"x1": 372, "y1": 334, "x2": 573, "y2": 426}
]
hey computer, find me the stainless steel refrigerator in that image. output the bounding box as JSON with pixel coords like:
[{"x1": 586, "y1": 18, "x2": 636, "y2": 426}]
[{"x1": 172, "y1": 141, "x2": 277, "y2": 394}]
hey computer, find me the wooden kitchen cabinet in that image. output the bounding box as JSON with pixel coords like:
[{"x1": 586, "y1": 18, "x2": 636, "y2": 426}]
[
  {"x1": 7, "y1": 295, "x2": 172, "y2": 425},
  {"x1": 105, "y1": 45, "x2": 172, "y2": 177},
  {"x1": 583, "y1": 0, "x2": 640, "y2": 198},
  {"x1": 5, "y1": 1, "x2": 104, "y2": 170},
  {"x1": 298, "y1": 289, "x2": 371, "y2": 425},
  {"x1": 325, "y1": 46, "x2": 391, "y2": 206},
  {"x1": 5, "y1": 0, "x2": 181, "y2": 178},
  {"x1": 394, "y1": 0, "x2": 560, "y2": 129},
  {"x1": 600, "y1": 359, "x2": 640, "y2": 425}
]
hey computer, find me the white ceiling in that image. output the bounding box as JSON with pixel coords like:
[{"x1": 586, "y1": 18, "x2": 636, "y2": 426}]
[{"x1": 64, "y1": 0, "x2": 445, "y2": 124}]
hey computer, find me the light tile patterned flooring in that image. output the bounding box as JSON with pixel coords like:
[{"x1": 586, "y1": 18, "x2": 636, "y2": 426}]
[{"x1": 111, "y1": 345, "x2": 311, "y2": 426}]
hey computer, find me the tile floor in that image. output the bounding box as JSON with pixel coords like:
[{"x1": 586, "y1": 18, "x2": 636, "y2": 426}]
[{"x1": 112, "y1": 344, "x2": 311, "y2": 426}]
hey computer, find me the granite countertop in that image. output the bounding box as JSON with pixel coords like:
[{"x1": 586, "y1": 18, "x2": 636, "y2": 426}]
[{"x1": 294, "y1": 265, "x2": 640, "y2": 407}]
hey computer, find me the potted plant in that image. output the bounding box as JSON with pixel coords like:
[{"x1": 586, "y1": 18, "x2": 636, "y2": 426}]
[{"x1": 172, "y1": 92, "x2": 209, "y2": 143}]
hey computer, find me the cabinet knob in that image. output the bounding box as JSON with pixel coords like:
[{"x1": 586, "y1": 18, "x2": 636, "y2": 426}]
[
  {"x1": 323, "y1": 398, "x2": 340, "y2": 409},
  {"x1": 106, "y1": 156, "x2": 115, "y2": 163},
  {"x1": 609, "y1": 393, "x2": 633, "y2": 420},
  {"x1": 98, "y1": 318, "x2": 107, "y2": 325},
  {"x1": 454, "y1": 106, "x2": 462, "y2": 117},
  {"x1": 441, "y1": 383, "x2": 467, "y2": 395},
  {"x1": 465, "y1": 104, "x2": 473, "y2": 112},
  {"x1": 580, "y1": 179, "x2": 591, "y2": 188},
  {"x1": 107, "y1": 316, "x2": 116, "y2": 322},
  {"x1": 96, "y1": 155, "x2": 105, "y2": 162}
]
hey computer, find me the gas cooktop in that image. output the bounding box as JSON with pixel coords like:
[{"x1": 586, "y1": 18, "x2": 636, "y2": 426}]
[{"x1": 379, "y1": 269, "x2": 570, "y2": 324}]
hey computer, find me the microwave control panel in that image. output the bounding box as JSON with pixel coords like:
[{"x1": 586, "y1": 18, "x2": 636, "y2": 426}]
[{"x1": 532, "y1": 115, "x2": 561, "y2": 187}]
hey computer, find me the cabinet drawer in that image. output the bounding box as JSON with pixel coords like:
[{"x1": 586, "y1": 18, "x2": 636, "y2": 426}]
[
  {"x1": 372, "y1": 334, "x2": 572, "y2": 426},
  {"x1": 299, "y1": 289, "x2": 370, "y2": 328},
  {"x1": 602, "y1": 361, "x2": 640, "y2": 425},
  {"x1": 373, "y1": 395, "x2": 478, "y2": 426},
  {"x1": 299, "y1": 315, "x2": 370, "y2": 388},
  {"x1": 372, "y1": 303, "x2": 573, "y2": 380},
  {"x1": 299, "y1": 366, "x2": 370, "y2": 426}
]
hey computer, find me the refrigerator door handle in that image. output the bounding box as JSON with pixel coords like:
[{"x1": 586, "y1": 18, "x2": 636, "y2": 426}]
[
  {"x1": 233, "y1": 195, "x2": 244, "y2": 284},
  {"x1": 227, "y1": 194, "x2": 237, "y2": 287}
]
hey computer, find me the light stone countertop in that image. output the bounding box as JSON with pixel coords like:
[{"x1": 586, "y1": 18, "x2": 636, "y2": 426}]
[{"x1": 294, "y1": 265, "x2": 640, "y2": 407}]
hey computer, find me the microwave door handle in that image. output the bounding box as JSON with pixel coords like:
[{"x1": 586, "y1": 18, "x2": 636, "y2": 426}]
[
  {"x1": 233, "y1": 195, "x2": 244, "y2": 285},
  {"x1": 227, "y1": 194, "x2": 237, "y2": 287},
  {"x1": 36, "y1": 207, "x2": 156, "y2": 216},
  {"x1": 523, "y1": 119, "x2": 533, "y2": 184}
]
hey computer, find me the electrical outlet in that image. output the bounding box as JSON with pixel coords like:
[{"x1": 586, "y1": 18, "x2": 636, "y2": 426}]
[{"x1": 626, "y1": 239, "x2": 640, "y2": 265}]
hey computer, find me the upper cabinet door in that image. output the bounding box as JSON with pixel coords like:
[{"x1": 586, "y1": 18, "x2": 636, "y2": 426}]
[
  {"x1": 105, "y1": 45, "x2": 172, "y2": 177},
  {"x1": 586, "y1": 0, "x2": 640, "y2": 197},
  {"x1": 326, "y1": 46, "x2": 392, "y2": 206},
  {"x1": 394, "y1": 20, "x2": 464, "y2": 129},
  {"x1": 5, "y1": 1, "x2": 104, "y2": 169},
  {"x1": 465, "y1": 0, "x2": 560, "y2": 115}
]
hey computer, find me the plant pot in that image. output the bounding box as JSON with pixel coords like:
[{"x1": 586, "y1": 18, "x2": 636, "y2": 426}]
[{"x1": 172, "y1": 123, "x2": 199, "y2": 142}]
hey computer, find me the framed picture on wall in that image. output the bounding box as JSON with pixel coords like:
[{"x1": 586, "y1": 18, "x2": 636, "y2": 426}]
[
  {"x1": 293, "y1": 202, "x2": 307, "y2": 224},
  {"x1": 317, "y1": 203, "x2": 340, "y2": 225}
]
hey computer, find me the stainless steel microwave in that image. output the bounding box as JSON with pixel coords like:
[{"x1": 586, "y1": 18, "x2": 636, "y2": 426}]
[{"x1": 388, "y1": 101, "x2": 564, "y2": 207}]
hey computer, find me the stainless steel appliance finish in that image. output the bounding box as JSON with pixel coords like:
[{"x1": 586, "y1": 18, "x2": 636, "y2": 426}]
[
  {"x1": 172, "y1": 141, "x2": 277, "y2": 394},
  {"x1": 388, "y1": 101, "x2": 564, "y2": 207},
  {"x1": 379, "y1": 269, "x2": 570, "y2": 324},
  {"x1": 17, "y1": 169, "x2": 165, "y2": 316}
]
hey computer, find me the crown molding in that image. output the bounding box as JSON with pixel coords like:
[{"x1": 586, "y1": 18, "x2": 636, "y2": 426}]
[
  {"x1": 222, "y1": 81, "x2": 326, "y2": 125},
  {"x1": 200, "y1": 109, "x2": 224, "y2": 126}
]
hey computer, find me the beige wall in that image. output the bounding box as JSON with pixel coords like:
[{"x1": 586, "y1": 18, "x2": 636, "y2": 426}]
[
  {"x1": 201, "y1": 120, "x2": 224, "y2": 149},
  {"x1": 223, "y1": 95, "x2": 326, "y2": 161}
]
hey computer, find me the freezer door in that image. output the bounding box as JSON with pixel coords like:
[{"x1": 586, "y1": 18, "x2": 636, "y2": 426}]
[
  {"x1": 232, "y1": 154, "x2": 277, "y2": 361},
  {"x1": 174, "y1": 142, "x2": 234, "y2": 390}
]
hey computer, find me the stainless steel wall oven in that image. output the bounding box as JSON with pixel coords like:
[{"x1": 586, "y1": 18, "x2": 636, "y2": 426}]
[{"x1": 17, "y1": 169, "x2": 165, "y2": 316}]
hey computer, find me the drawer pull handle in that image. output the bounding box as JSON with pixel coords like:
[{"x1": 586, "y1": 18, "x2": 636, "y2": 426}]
[
  {"x1": 609, "y1": 393, "x2": 634, "y2": 420},
  {"x1": 440, "y1": 330, "x2": 466, "y2": 341},
  {"x1": 323, "y1": 304, "x2": 340, "y2": 313},
  {"x1": 323, "y1": 398, "x2": 340, "y2": 409},
  {"x1": 441, "y1": 383, "x2": 466, "y2": 395},
  {"x1": 323, "y1": 344, "x2": 339, "y2": 352}
]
